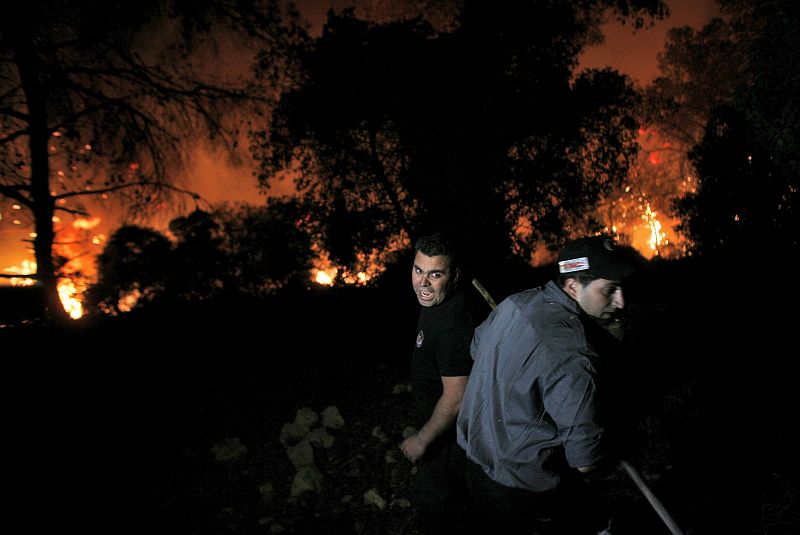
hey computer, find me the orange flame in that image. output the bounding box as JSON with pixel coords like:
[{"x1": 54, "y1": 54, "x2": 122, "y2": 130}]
[
  {"x1": 310, "y1": 231, "x2": 410, "y2": 287},
  {"x1": 2, "y1": 259, "x2": 85, "y2": 319},
  {"x1": 58, "y1": 277, "x2": 84, "y2": 319},
  {"x1": 3, "y1": 259, "x2": 36, "y2": 287}
]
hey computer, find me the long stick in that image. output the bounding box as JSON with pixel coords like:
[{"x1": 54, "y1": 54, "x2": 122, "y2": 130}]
[
  {"x1": 471, "y1": 278, "x2": 497, "y2": 310},
  {"x1": 619, "y1": 460, "x2": 684, "y2": 535},
  {"x1": 470, "y1": 278, "x2": 685, "y2": 535}
]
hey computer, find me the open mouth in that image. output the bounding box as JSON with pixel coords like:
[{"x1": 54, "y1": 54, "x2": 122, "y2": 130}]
[{"x1": 418, "y1": 289, "x2": 434, "y2": 300}]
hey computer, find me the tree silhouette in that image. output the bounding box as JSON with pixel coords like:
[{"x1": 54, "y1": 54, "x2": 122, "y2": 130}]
[
  {"x1": 251, "y1": 1, "x2": 666, "y2": 280},
  {"x1": 86, "y1": 225, "x2": 173, "y2": 315},
  {"x1": 168, "y1": 209, "x2": 229, "y2": 300},
  {"x1": 216, "y1": 199, "x2": 314, "y2": 293},
  {"x1": 87, "y1": 200, "x2": 315, "y2": 314},
  {"x1": 0, "y1": 0, "x2": 303, "y2": 321},
  {"x1": 672, "y1": 0, "x2": 800, "y2": 255},
  {"x1": 252, "y1": 10, "x2": 428, "y2": 268},
  {"x1": 643, "y1": 17, "x2": 744, "y2": 152}
]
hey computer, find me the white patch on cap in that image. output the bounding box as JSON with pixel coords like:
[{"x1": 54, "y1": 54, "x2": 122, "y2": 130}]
[{"x1": 559, "y1": 257, "x2": 590, "y2": 273}]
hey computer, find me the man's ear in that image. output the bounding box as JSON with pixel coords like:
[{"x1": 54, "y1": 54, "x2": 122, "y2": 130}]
[{"x1": 563, "y1": 277, "x2": 578, "y2": 299}]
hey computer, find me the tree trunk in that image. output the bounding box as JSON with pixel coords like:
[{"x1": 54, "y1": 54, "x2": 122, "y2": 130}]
[{"x1": 14, "y1": 33, "x2": 70, "y2": 323}]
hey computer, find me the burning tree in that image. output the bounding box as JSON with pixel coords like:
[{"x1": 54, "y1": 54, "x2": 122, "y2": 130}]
[
  {"x1": 0, "y1": 0, "x2": 303, "y2": 321},
  {"x1": 251, "y1": 1, "x2": 668, "y2": 282},
  {"x1": 637, "y1": 14, "x2": 746, "y2": 256}
]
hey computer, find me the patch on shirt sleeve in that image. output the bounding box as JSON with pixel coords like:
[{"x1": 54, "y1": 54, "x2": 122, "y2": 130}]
[{"x1": 416, "y1": 329, "x2": 424, "y2": 348}]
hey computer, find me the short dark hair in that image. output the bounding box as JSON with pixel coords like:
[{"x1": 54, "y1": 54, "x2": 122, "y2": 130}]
[
  {"x1": 557, "y1": 272, "x2": 597, "y2": 289},
  {"x1": 414, "y1": 231, "x2": 460, "y2": 269}
]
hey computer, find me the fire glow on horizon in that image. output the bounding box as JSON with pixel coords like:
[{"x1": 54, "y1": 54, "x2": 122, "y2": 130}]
[
  {"x1": 311, "y1": 230, "x2": 411, "y2": 287},
  {"x1": 2, "y1": 184, "x2": 685, "y2": 318},
  {"x1": 2, "y1": 128, "x2": 692, "y2": 316}
]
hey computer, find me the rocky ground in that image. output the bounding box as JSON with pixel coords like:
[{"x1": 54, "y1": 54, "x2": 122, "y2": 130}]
[{"x1": 6, "y1": 257, "x2": 800, "y2": 534}]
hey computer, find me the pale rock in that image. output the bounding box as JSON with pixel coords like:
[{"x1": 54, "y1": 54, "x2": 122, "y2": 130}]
[
  {"x1": 363, "y1": 488, "x2": 386, "y2": 509},
  {"x1": 287, "y1": 439, "x2": 314, "y2": 469},
  {"x1": 321, "y1": 405, "x2": 345, "y2": 429},
  {"x1": 291, "y1": 465, "x2": 323, "y2": 496},
  {"x1": 390, "y1": 498, "x2": 411, "y2": 508},
  {"x1": 371, "y1": 426, "x2": 387, "y2": 441},
  {"x1": 279, "y1": 422, "x2": 306, "y2": 446},
  {"x1": 294, "y1": 407, "x2": 319, "y2": 430},
  {"x1": 307, "y1": 427, "x2": 335, "y2": 449},
  {"x1": 210, "y1": 437, "x2": 248, "y2": 463}
]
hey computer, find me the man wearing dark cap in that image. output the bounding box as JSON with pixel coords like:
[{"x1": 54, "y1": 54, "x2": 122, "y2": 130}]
[{"x1": 456, "y1": 235, "x2": 647, "y2": 535}]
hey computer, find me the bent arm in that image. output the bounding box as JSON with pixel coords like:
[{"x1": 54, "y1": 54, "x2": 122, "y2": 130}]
[
  {"x1": 545, "y1": 362, "x2": 606, "y2": 473},
  {"x1": 400, "y1": 375, "x2": 468, "y2": 463}
]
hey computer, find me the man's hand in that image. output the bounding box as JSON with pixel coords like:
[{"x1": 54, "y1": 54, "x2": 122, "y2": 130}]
[
  {"x1": 400, "y1": 375, "x2": 468, "y2": 464},
  {"x1": 399, "y1": 433, "x2": 429, "y2": 463}
]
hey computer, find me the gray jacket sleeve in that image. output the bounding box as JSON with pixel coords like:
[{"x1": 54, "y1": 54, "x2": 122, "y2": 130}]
[{"x1": 544, "y1": 356, "x2": 605, "y2": 468}]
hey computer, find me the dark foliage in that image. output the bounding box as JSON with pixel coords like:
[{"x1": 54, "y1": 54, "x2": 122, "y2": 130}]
[
  {"x1": 252, "y1": 1, "x2": 665, "y2": 272},
  {"x1": 85, "y1": 202, "x2": 315, "y2": 314},
  {"x1": 673, "y1": 0, "x2": 800, "y2": 258}
]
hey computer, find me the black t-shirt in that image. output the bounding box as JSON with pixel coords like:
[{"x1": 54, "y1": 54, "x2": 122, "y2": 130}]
[{"x1": 410, "y1": 288, "x2": 476, "y2": 436}]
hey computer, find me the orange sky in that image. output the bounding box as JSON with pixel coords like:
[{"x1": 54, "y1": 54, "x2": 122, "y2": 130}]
[
  {"x1": 579, "y1": 0, "x2": 720, "y2": 85},
  {"x1": 1, "y1": 0, "x2": 720, "y2": 280}
]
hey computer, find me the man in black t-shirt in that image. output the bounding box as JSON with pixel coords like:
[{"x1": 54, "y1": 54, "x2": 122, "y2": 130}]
[{"x1": 400, "y1": 231, "x2": 476, "y2": 535}]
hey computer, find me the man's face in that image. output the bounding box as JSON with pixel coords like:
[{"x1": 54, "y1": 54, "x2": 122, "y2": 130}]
[
  {"x1": 411, "y1": 251, "x2": 458, "y2": 307},
  {"x1": 571, "y1": 277, "x2": 625, "y2": 320}
]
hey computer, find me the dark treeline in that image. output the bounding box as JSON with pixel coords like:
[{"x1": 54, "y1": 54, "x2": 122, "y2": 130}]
[{"x1": 72, "y1": 0, "x2": 800, "y2": 319}]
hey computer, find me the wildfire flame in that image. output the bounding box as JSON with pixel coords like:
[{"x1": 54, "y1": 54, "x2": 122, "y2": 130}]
[
  {"x1": 2, "y1": 214, "x2": 105, "y2": 320},
  {"x1": 642, "y1": 202, "x2": 666, "y2": 253},
  {"x1": 309, "y1": 231, "x2": 410, "y2": 286},
  {"x1": 3, "y1": 259, "x2": 36, "y2": 287},
  {"x1": 313, "y1": 265, "x2": 337, "y2": 286},
  {"x1": 58, "y1": 277, "x2": 84, "y2": 319},
  {"x1": 2, "y1": 260, "x2": 85, "y2": 319}
]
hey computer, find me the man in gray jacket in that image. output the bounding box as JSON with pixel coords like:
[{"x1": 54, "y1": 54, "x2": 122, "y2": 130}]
[{"x1": 456, "y1": 235, "x2": 646, "y2": 534}]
